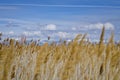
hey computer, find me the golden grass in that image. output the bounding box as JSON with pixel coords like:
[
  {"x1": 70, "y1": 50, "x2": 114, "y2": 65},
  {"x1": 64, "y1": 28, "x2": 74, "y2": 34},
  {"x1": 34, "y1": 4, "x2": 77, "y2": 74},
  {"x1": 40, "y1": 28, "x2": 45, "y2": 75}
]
[{"x1": 0, "y1": 27, "x2": 120, "y2": 80}]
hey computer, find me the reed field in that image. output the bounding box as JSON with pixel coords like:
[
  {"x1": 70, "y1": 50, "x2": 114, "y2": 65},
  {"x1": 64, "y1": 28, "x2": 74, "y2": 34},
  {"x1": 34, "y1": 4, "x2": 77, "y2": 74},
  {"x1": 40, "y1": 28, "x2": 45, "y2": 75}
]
[{"x1": 0, "y1": 27, "x2": 120, "y2": 80}]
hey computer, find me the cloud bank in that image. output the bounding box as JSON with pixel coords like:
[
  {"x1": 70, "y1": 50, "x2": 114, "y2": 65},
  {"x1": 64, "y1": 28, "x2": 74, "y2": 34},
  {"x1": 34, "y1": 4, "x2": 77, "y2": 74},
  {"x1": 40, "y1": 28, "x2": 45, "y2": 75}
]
[{"x1": 0, "y1": 18, "x2": 118, "y2": 42}]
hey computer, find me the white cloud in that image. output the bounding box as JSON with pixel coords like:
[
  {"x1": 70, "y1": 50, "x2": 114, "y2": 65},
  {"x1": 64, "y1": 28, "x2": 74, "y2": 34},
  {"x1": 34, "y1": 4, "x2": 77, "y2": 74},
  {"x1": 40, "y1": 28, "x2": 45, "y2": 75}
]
[
  {"x1": 33, "y1": 31, "x2": 41, "y2": 35},
  {"x1": 57, "y1": 32, "x2": 77, "y2": 39},
  {"x1": 23, "y1": 31, "x2": 41, "y2": 36},
  {"x1": 45, "y1": 24, "x2": 56, "y2": 30},
  {"x1": 9, "y1": 31, "x2": 14, "y2": 35},
  {"x1": 57, "y1": 32, "x2": 68, "y2": 38},
  {"x1": 72, "y1": 27, "x2": 76, "y2": 30},
  {"x1": 23, "y1": 31, "x2": 30, "y2": 36},
  {"x1": 104, "y1": 22, "x2": 114, "y2": 30},
  {"x1": 85, "y1": 22, "x2": 114, "y2": 30},
  {"x1": 88, "y1": 23, "x2": 103, "y2": 29}
]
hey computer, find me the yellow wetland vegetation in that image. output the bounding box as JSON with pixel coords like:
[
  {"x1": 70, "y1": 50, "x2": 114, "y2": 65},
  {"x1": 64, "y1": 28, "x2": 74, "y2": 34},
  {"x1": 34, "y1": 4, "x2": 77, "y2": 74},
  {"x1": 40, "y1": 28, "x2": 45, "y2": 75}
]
[{"x1": 0, "y1": 27, "x2": 120, "y2": 80}]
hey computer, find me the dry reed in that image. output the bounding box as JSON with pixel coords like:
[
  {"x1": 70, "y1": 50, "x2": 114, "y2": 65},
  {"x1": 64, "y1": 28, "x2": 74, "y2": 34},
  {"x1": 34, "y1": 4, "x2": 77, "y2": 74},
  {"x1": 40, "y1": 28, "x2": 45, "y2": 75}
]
[{"x1": 0, "y1": 27, "x2": 120, "y2": 80}]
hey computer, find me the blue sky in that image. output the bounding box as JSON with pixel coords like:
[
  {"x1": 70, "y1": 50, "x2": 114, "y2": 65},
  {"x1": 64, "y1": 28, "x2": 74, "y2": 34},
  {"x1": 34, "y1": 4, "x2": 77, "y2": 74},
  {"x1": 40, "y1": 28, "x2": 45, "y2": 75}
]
[
  {"x1": 0, "y1": 0, "x2": 120, "y2": 6},
  {"x1": 0, "y1": 0, "x2": 120, "y2": 42}
]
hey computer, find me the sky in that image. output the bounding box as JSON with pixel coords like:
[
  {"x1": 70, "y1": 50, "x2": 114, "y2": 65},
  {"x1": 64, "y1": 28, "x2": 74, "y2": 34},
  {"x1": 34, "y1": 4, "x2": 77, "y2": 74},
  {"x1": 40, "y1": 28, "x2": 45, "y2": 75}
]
[{"x1": 0, "y1": 0, "x2": 120, "y2": 42}]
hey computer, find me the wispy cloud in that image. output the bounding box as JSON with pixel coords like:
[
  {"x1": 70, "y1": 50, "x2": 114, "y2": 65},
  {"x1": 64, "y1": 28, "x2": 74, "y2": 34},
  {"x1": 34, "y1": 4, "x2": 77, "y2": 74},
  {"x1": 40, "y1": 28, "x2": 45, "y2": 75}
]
[
  {"x1": 0, "y1": 6, "x2": 17, "y2": 9},
  {"x1": 0, "y1": 18, "x2": 35, "y2": 24},
  {"x1": 0, "y1": 4, "x2": 120, "y2": 8}
]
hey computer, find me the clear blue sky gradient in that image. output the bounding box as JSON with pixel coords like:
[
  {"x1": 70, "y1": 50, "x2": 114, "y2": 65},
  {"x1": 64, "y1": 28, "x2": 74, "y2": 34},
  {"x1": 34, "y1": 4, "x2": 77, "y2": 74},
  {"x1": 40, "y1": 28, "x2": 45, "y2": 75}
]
[{"x1": 0, "y1": 0, "x2": 120, "y2": 42}]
